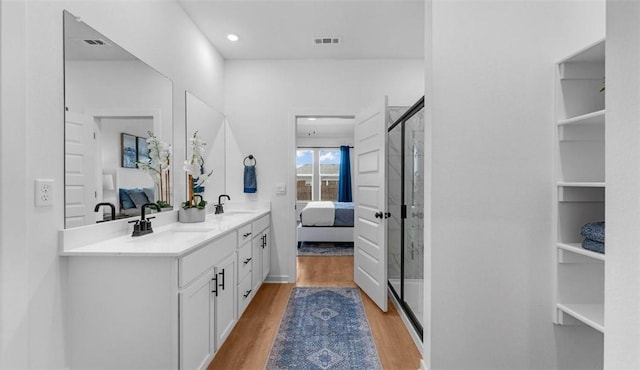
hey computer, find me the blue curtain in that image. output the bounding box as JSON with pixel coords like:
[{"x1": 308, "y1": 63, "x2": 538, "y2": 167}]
[{"x1": 338, "y1": 146, "x2": 352, "y2": 202}]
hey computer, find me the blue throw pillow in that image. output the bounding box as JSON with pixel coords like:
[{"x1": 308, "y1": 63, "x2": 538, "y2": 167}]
[
  {"x1": 126, "y1": 188, "x2": 150, "y2": 209},
  {"x1": 119, "y1": 188, "x2": 136, "y2": 209}
]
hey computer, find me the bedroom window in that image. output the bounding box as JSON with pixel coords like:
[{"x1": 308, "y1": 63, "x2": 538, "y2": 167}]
[
  {"x1": 296, "y1": 147, "x2": 342, "y2": 201},
  {"x1": 296, "y1": 149, "x2": 313, "y2": 201},
  {"x1": 319, "y1": 149, "x2": 339, "y2": 201}
]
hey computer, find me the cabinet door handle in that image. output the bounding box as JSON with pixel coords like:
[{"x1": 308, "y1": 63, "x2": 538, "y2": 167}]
[
  {"x1": 262, "y1": 234, "x2": 266, "y2": 248},
  {"x1": 243, "y1": 257, "x2": 252, "y2": 265},
  {"x1": 219, "y1": 269, "x2": 225, "y2": 290},
  {"x1": 243, "y1": 232, "x2": 252, "y2": 238},
  {"x1": 211, "y1": 275, "x2": 218, "y2": 296},
  {"x1": 243, "y1": 289, "x2": 252, "y2": 298}
]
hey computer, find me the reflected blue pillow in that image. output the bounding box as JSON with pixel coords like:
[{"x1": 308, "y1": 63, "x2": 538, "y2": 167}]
[
  {"x1": 119, "y1": 188, "x2": 135, "y2": 209},
  {"x1": 126, "y1": 188, "x2": 150, "y2": 209},
  {"x1": 142, "y1": 187, "x2": 155, "y2": 203}
]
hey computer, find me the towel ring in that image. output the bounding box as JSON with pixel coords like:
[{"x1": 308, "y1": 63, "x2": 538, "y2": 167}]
[{"x1": 243, "y1": 154, "x2": 257, "y2": 166}]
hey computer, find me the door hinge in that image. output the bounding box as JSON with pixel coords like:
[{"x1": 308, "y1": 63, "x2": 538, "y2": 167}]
[{"x1": 401, "y1": 205, "x2": 407, "y2": 219}]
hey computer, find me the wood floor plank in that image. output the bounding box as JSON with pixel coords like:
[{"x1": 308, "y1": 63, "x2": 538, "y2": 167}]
[{"x1": 208, "y1": 256, "x2": 422, "y2": 369}]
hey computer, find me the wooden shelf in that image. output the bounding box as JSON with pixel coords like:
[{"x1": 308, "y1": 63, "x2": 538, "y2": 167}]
[
  {"x1": 557, "y1": 242, "x2": 605, "y2": 261},
  {"x1": 558, "y1": 110, "x2": 605, "y2": 126},
  {"x1": 557, "y1": 181, "x2": 605, "y2": 188},
  {"x1": 557, "y1": 303, "x2": 604, "y2": 333}
]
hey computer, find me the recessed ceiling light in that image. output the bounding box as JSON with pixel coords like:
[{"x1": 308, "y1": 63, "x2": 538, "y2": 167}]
[
  {"x1": 227, "y1": 34, "x2": 239, "y2": 42},
  {"x1": 308, "y1": 117, "x2": 317, "y2": 121}
]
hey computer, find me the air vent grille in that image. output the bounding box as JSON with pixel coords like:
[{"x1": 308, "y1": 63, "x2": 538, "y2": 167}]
[
  {"x1": 313, "y1": 36, "x2": 341, "y2": 45},
  {"x1": 81, "y1": 38, "x2": 110, "y2": 46}
]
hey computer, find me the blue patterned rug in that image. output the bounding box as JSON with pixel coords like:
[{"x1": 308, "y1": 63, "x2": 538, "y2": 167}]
[
  {"x1": 266, "y1": 287, "x2": 382, "y2": 370},
  {"x1": 297, "y1": 242, "x2": 354, "y2": 256}
]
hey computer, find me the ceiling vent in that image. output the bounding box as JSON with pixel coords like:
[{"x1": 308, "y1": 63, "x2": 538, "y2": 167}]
[{"x1": 313, "y1": 36, "x2": 341, "y2": 45}]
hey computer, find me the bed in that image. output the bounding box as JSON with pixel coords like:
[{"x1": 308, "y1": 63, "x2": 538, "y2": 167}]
[{"x1": 297, "y1": 201, "x2": 354, "y2": 244}]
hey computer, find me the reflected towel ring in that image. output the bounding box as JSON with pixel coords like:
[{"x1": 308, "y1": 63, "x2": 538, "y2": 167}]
[{"x1": 243, "y1": 154, "x2": 257, "y2": 166}]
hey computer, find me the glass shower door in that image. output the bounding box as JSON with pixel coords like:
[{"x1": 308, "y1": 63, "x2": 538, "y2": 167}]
[
  {"x1": 386, "y1": 99, "x2": 424, "y2": 339},
  {"x1": 387, "y1": 121, "x2": 403, "y2": 298},
  {"x1": 403, "y1": 109, "x2": 424, "y2": 327}
]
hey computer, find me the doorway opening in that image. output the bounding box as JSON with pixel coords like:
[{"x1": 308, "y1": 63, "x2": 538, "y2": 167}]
[{"x1": 292, "y1": 115, "x2": 356, "y2": 278}]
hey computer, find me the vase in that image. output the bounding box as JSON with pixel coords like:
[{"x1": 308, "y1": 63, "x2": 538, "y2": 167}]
[{"x1": 179, "y1": 207, "x2": 206, "y2": 223}]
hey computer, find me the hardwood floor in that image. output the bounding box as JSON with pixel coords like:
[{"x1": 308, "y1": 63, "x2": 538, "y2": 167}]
[{"x1": 208, "y1": 256, "x2": 422, "y2": 369}]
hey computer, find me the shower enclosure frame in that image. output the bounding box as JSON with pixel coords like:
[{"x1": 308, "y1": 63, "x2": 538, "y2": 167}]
[{"x1": 388, "y1": 96, "x2": 424, "y2": 340}]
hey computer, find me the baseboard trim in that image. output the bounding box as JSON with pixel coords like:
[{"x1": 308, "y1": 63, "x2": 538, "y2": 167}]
[
  {"x1": 420, "y1": 359, "x2": 428, "y2": 370},
  {"x1": 264, "y1": 275, "x2": 290, "y2": 284},
  {"x1": 388, "y1": 286, "x2": 423, "y2": 356}
]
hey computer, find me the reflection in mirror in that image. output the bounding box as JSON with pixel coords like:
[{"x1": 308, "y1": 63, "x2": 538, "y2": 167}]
[
  {"x1": 63, "y1": 10, "x2": 173, "y2": 228},
  {"x1": 185, "y1": 92, "x2": 226, "y2": 207}
]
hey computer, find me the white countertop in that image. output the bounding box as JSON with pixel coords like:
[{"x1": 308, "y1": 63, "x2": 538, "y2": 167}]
[{"x1": 60, "y1": 209, "x2": 270, "y2": 257}]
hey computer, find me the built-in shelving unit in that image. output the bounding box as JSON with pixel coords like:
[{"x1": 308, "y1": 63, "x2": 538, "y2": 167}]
[{"x1": 553, "y1": 39, "x2": 605, "y2": 340}]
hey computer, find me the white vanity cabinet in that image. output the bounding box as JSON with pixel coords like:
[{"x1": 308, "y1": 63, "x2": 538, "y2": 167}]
[
  {"x1": 63, "y1": 209, "x2": 271, "y2": 369},
  {"x1": 67, "y1": 227, "x2": 239, "y2": 370},
  {"x1": 238, "y1": 233, "x2": 254, "y2": 315},
  {"x1": 236, "y1": 214, "x2": 270, "y2": 315},
  {"x1": 253, "y1": 214, "x2": 271, "y2": 285}
]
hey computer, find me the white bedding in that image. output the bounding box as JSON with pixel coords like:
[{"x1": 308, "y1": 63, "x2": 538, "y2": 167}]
[{"x1": 300, "y1": 201, "x2": 335, "y2": 226}]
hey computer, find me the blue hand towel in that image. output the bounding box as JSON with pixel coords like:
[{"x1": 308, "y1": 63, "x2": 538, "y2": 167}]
[
  {"x1": 244, "y1": 165, "x2": 257, "y2": 193},
  {"x1": 580, "y1": 221, "x2": 605, "y2": 243},
  {"x1": 582, "y1": 238, "x2": 605, "y2": 254}
]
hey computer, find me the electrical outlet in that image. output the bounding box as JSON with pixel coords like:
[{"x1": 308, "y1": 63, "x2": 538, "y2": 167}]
[{"x1": 35, "y1": 179, "x2": 54, "y2": 207}]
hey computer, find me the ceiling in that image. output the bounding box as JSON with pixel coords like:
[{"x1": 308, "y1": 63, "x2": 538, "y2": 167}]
[
  {"x1": 297, "y1": 117, "x2": 354, "y2": 139},
  {"x1": 178, "y1": 0, "x2": 425, "y2": 60}
]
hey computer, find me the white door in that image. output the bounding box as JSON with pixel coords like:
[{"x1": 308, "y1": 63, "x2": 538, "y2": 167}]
[
  {"x1": 354, "y1": 97, "x2": 388, "y2": 312},
  {"x1": 65, "y1": 111, "x2": 98, "y2": 227}
]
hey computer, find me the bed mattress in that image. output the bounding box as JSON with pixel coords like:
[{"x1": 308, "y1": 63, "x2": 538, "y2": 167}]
[{"x1": 300, "y1": 201, "x2": 354, "y2": 227}]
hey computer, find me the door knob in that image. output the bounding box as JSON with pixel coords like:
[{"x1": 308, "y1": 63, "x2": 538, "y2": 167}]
[{"x1": 374, "y1": 211, "x2": 383, "y2": 219}]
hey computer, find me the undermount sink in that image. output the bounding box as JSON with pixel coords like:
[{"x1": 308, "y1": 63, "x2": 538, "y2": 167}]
[
  {"x1": 220, "y1": 210, "x2": 256, "y2": 215},
  {"x1": 171, "y1": 227, "x2": 216, "y2": 233}
]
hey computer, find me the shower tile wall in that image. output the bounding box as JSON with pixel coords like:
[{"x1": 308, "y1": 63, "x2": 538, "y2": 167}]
[
  {"x1": 404, "y1": 111, "x2": 424, "y2": 280},
  {"x1": 387, "y1": 107, "x2": 406, "y2": 286}
]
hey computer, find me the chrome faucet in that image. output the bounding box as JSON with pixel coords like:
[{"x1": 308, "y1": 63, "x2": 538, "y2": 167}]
[
  {"x1": 94, "y1": 202, "x2": 116, "y2": 223},
  {"x1": 215, "y1": 194, "x2": 231, "y2": 214},
  {"x1": 130, "y1": 203, "x2": 161, "y2": 237}
]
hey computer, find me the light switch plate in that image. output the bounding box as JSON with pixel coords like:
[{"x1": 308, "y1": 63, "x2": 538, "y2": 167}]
[
  {"x1": 275, "y1": 182, "x2": 286, "y2": 195},
  {"x1": 35, "y1": 179, "x2": 54, "y2": 207}
]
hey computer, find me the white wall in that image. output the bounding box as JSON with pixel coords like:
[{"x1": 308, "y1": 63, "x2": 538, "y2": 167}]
[
  {"x1": 425, "y1": 1, "x2": 605, "y2": 369},
  {"x1": 224, "y1": 59, "x2": 424, "y2": 282},
  {"x1": 0, "y1": 1, "x2": 225, "y2": 367},
  {"x1": 604, "y1": 1, "x2": 640, "y2": 368}
]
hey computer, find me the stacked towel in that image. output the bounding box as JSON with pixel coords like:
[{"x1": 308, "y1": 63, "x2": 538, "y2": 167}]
[{"x1": 580, "y1": 221, "x2": 605, "y2": 254}]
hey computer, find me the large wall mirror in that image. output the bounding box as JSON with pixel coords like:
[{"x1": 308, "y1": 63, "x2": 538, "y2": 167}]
[
  {"x1": 63, "y1": 10, "x2": 173, "y2": 228},
  {"x1": 185, "y1": 92, "x2": 226, "y2": 204}
]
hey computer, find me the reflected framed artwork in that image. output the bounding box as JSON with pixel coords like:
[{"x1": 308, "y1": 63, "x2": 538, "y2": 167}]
[
  {"x1": 121, "y1": 133, "x2": 137, "y2": 168},
  {"x1": 137, "y1": 136, "x2": 150, "y2": 164}
]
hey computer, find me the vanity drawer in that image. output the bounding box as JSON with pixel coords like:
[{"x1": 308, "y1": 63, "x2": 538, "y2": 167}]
[
  {"x1": 179, "y1": 232, "x2": 236, "y2": 287},
  {"x1": 238, "y1": 224, "x2": 253, "y2": 244},
  {"x1": 252, "y1": 214, "x2": 269, "y2": 234},
  {"x1": 237, "y1": 273, "x2": 253, "y2": 316},
  {"x1": 238, "y1": 242, "x2": 252, "y2": 281}
]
